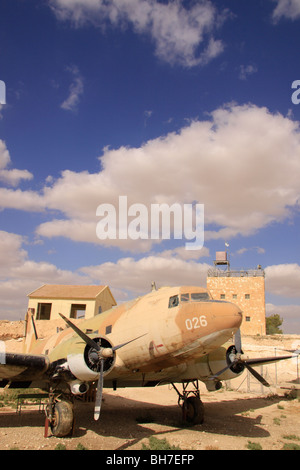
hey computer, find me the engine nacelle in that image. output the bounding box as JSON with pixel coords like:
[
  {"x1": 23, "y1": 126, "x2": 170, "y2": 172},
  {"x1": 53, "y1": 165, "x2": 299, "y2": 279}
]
[
  {"x1": 205, "y1": 380, "x2": 222, "y2": 391},
  {"x1": 68, "y1": 336, "x2": 116, "y2": 382},
  {"x1": 206, "y1": 345, "x2": 245, "y2": 381},
  {"x1": 182, "y1": 343, "x2": 245, "y2": 389},
  {"x1": 49, "y1": 335, "x2": 116, "y2": 383}
]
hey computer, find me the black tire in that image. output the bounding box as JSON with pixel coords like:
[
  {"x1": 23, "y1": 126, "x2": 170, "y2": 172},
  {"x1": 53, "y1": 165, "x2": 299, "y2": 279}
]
[
  {"x1": 50, "y1": 400, "x2": 74, "y2": 437},
  {"x1": 184, "y1": 396, "x2": 204, "y2": 425}
]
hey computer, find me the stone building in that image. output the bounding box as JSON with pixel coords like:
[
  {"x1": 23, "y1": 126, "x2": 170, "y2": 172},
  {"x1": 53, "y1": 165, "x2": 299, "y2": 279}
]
[{"x1": 207, "y1": 252, "x2": 266, "y2": 335}]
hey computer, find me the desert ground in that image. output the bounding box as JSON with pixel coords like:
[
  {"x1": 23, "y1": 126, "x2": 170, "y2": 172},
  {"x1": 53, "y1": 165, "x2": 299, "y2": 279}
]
[{"x1": 0, "y1": 320, "x2": 299, "y2": 451}]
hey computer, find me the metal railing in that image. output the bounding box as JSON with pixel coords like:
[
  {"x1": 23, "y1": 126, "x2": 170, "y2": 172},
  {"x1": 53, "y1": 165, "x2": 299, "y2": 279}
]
[{"x1": 207, "y1": 268, "x2": 265, "y2": 278}]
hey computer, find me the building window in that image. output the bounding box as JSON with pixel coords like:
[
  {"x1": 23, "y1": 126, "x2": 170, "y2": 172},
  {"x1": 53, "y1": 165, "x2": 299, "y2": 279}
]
[
  {"x1": 232, "y1": 294, "x2": 237, "y2": 299},
  {"x1": 245, "y1": 294, "x2": 250, "y2": 299},
  {"x1": 70, "y1": 304, "x2": 86, "y2": 319},
  {"x1": 220, "y1": 294, "x2": 225, "y2": 299},
  {"x1": 245, "y1": 316, "x2": 251, "y2": 322},
  {"x1": 37, "y1": 303, "x2": 52, "y2": 320}
]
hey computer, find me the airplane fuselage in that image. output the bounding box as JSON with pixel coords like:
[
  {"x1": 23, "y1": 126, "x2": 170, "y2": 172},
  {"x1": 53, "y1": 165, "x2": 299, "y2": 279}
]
[
  {"x1": 29, "y1": 286, "x2": 242, "y2": 387},
  {"x1": 1, "y1": 285, "x2": 295, "y2": 438}
]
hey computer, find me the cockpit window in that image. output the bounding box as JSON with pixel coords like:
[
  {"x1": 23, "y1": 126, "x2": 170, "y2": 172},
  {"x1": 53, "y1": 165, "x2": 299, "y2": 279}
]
[
  {"x1": 168, "y1": 295, "x2": 179, "y2": 308},
  {"x1": 191, "y1": 292, "x2": 210, "y2": 301},
  {"x1": 169, "y1": 292, "x2": 210, "y2": 308},
  {"x1": 181, "y1": 293, "x2": 189, "y2": 302}
]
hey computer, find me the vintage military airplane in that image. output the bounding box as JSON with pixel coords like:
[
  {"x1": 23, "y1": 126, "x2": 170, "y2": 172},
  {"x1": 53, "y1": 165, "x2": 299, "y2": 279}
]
[{"x1": 0, "y1": 286, "x2": 295, "y2": 437}]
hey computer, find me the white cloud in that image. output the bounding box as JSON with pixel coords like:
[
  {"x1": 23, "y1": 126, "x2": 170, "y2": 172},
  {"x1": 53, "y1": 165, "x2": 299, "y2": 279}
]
[
  {"x1": 159, "y1": 246, "x2": 210, "y2": 261},
  {"x1": 272, "y1": 0, "x2": 300, "y2": 21},
  {"x1": 33, "y1": 103, "x2": 300, "y2": 249},
  {"x1": 1, "y1": 228, "x2": 299, "y2": 328},
  {"x1": 0, "y1": 229, "x2": 211, "y2": 318},
  {"x1": 239, "y1": 64, "x2": 258, "y2": 80},
  {"x1": 49, "y1": 0, "x2": 226, "y2": 67},
  {"x1": 0, "y1": 187, "x2": 44, "y2": 211},
  {"x1": 0, "y1": 231, "x2": 27, "y2": 275},
  {"x1": 1, "y1": 104, "x2": 300, "y2": 252},
  {"x1": 81, "y1": 254, "x2": 211, "y2": 297},
  {"x1": 0, "y1": 140, "x2": 10, "y2": 170},
  {"x1": 0, "y1": 168, "x2": 33, "y2": 187},
  {"x1": 236, "y1": 246, "x2": 265, "y2": 256},
  {"x1": 0, "y1": 230, "x2": 93, "y2": 319},
  {"x1": 61, "y1": 65, "x2": 84, "y2": 112},
  {"x1": 265, "y1": 263, "x2": 300, "y2": 298},
  {"x1": 0, "y1": 140, "x2": 33, "y2": 187}
]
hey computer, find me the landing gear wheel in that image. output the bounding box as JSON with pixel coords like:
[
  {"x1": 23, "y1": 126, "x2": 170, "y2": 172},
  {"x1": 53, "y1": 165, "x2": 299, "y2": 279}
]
[
  {"x1": 184, "y1": 396, "x2": 204, "y2": 425},
  {"x1": 171, "y1": 381, "x2": 205, "y2": 426},
  {"x1": 50, "y1": 400, "x2": 74, "y2": 437}
]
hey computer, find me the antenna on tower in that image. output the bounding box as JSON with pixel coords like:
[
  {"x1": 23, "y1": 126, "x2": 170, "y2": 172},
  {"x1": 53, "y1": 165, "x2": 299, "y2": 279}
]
[{"x1": 225, "y1": 242, "x2": 230, "y2": 271}]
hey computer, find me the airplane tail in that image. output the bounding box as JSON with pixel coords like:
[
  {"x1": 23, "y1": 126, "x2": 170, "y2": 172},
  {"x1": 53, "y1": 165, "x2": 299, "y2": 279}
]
[{"x1": 23, "y1": 308, "x2": 38, "y2": 353}]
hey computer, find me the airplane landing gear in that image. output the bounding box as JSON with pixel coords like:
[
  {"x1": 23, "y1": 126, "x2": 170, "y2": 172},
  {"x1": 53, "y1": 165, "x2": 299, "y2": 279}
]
[
  {"x1": 45, "y1": 392, "x2": 75, "y2": 437},
  {"x1": 171, "y1": 380, "x2": 204, "y2": 425}
]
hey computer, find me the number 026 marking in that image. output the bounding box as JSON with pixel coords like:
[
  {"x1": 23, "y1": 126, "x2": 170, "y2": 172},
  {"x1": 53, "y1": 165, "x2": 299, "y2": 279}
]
[{"x1": 185, "y1": 315, "x2": 208, "y2": 330}]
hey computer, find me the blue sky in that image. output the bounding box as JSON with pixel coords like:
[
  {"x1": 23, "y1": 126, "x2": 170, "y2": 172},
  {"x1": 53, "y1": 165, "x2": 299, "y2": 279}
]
[{"x1": 0, "y1": 0, "x2": 299, "y2": 333}]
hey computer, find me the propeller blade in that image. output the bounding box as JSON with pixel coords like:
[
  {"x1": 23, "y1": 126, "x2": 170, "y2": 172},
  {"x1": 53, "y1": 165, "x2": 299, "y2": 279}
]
[
  {"x1": 244, "y1": 362, "x2": 270, "y2": 387},
  {"x1": 59, "y1": 314, "x2": 148, "y2": 421},
  {"x1": 235, "y1": 329, "x2": 242, "y2": 355},
  {"x1": 59, "y1": 313, "x2": 100, "y2": 351},
  {"x1": 245, "y1": 355, "x2": 294, "y2": 367},
  {"x1": 209, "y1": 360, "x2": 238, "y2": 380},
  {"x1": 92, "y1": 334, "x2": 147, "y2": 420},
  {"x1": 208, "y1": 323, "x2": 295, "y2": 386},
  {"x1": 94, "y1": 358, "x2": 104, "y2": 421},
  {"x1": 112, "y1": 333, "x2": 148, "y2": 352}
]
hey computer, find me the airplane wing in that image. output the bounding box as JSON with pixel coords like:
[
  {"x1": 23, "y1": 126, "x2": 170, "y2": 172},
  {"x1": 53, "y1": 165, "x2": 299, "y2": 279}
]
[{"x1": 0, "y1": 342, "x2": 49, "y2": 386}]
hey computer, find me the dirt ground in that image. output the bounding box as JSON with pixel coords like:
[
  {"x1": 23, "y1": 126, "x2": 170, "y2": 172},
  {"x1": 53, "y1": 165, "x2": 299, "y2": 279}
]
[
  {"x1": 0, "y1": 321, "x2": 299, "y2": 451},
  {"x1": 0, "y1": 385, "x2": 299, "y2": 451}
]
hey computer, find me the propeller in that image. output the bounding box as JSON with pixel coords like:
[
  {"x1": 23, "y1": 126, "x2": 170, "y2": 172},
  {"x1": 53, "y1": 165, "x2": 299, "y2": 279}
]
[
  {"x1": 59, "y1": 313, "x2": 146, "y2": 420},
  {"x1": 235, "y1": 328, "x2": 242, "y2": 355},
  {"x1": 210, "y1": 329, "x2": 294, "y2": 388}
]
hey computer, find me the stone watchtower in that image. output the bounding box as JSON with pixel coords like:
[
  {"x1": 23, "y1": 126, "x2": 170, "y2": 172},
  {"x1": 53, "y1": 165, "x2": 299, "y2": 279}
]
[{"x1": 207, "y1": 251, "x2": 266, "y2": 336}]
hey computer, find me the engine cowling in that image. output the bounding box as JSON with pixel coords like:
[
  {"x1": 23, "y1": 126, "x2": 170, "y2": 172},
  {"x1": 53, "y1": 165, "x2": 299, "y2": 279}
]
[
  {"x1": 49, "y1": 335, "x2": 116, "y2": 383},
  {"x1": 67, "y1": 337, "x2": 116, "y2": 382},
  {"x1": 182, "y1": 343, "x2": 246, "y2": 390},
  {"x1": 207, "y1": 344, "x2": 245, "y2": 381}
]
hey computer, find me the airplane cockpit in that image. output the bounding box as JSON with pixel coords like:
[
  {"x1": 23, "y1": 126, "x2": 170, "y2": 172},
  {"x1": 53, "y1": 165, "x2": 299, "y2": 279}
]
[{"x1": 168, "y1": 292, "x2": 211, "y2": 308}]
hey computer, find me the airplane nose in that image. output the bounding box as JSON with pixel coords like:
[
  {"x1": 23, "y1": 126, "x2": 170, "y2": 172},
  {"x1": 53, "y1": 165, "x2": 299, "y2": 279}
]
[
  {"x1": 228, "y1": 303, "x2": 243, "y2": 330},
  {"x1": 214, "y1": 302, "x2": 243, "y2": 332}
]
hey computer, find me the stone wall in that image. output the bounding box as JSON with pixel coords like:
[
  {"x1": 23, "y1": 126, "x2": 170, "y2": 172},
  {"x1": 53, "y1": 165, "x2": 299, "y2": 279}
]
[{"x1": 207, "y1": 274, "x2": 266, "y2": 335}]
